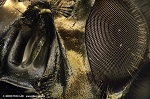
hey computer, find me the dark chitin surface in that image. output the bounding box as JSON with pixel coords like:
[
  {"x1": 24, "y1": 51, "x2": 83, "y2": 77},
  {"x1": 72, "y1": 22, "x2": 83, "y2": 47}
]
[
  {"x1": 0, "y1": 0, "x2": 150, "y2": 99},
  {"x1": 0, "y1": 1, "x2": 70, "y2": 98}
]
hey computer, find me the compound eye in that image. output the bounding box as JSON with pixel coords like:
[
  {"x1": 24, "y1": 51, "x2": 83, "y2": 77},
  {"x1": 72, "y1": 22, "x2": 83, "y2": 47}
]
[
  {"x1": 85, "y1": 0, "x2": 149, "y2": 92},
  {"x1": 0, "y1": 0, "x2": 6, "y2": 7}
]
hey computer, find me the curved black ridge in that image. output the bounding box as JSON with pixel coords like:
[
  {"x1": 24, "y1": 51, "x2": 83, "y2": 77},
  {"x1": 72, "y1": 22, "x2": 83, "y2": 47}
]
[
  {"x1": 0, "y1": 1, "x2": 54, "y2": 82},
  {"x1": 85, "y1": 0, "x2": 149, "y2": 94},
  {"x1": 0, "y1": 1, "x2": 69, "y2": 98}
]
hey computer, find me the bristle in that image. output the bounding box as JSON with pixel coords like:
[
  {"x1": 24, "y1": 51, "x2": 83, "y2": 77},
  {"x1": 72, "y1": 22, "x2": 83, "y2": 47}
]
[{"x1": 49, "y1": 0, "x2": 73, "y2": 17}]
